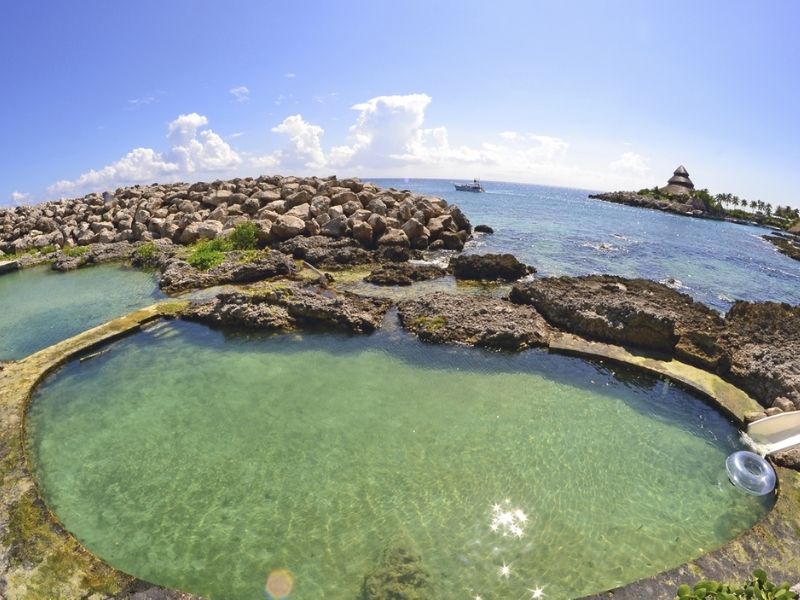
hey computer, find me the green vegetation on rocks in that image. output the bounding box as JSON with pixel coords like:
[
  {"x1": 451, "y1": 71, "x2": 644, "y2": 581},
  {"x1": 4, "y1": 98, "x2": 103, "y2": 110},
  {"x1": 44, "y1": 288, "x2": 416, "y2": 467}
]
[
  {"x1": 412, "y1": 315, "x2": 447, "y2": 333},
  {"x1": 134, "y1": 241, "x2": 157, "y2": 265},
  {"x1": 187, "y1": 237, "x2": 232, "y2": 270},
  {"x1": 675, "y1": 570, "x2": 798, "y2": 599},
  {"x1": 229, "y1": 221, "x2": 259, "y2": 250},
  {"x1": 187, "y1": 223, "x2": 262, "y2": 270},
  {"x1": 62, "y1": 245, "x2": 89, "y2": 258}
]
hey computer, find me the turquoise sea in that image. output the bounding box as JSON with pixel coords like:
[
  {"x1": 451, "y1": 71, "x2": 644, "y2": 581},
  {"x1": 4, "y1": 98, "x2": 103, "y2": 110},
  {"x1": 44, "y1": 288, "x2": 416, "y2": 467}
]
[{"x1": 373, "y1": 179, "x2": 800, "y2": 312}]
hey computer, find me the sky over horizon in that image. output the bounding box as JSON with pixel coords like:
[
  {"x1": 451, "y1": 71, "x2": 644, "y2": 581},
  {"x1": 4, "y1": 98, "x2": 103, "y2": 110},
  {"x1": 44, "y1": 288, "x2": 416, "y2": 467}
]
[{"x1": 2, "y1": 0, "x2": 799, "y2": 208}]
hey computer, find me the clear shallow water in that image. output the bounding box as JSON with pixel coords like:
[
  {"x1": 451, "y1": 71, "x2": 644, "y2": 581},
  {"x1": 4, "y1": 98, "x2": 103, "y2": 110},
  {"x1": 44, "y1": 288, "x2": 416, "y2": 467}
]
[
  {"x1": 28, "y1": 320, "x2": 770, "y2": 600},
  {"x1": 373, "y1": 179, "x2": 800, "y2": 312},
  {"x1": 0, "y1": 264, "x2": 163, "y2": 360}
]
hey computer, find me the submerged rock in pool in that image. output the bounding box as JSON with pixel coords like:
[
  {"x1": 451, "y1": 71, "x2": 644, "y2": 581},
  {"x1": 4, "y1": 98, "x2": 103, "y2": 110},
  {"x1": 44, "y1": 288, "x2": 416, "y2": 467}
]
[
  {"x1": 362, "y1": 537, "x2": 433, "y2": 600},
  {"x1": 398, "y1": 291, "x2": 552, "y2": 350},
  {"x1": 184, "y1": 282, "x2": 391, "y2": 333}
]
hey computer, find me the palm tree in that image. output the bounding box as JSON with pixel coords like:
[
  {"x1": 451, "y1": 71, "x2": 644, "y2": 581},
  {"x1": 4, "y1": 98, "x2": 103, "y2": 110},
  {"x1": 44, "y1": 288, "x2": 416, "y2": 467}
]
[
  {"x1": 750, "y1": 200, "x2": 758, "y2": 212},
  {"x1": 732, "y1": 196, "x2": 741, "y2": 208},
  {"x1": 765, "y1": 203, "x2": 773, "y2": 217}
]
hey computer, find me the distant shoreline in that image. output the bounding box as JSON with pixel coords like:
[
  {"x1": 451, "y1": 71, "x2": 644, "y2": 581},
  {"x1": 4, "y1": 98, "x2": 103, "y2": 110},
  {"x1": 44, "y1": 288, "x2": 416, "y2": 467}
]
[{"x1": 588, "y1": 190, "x2": 788, "y2": 231}]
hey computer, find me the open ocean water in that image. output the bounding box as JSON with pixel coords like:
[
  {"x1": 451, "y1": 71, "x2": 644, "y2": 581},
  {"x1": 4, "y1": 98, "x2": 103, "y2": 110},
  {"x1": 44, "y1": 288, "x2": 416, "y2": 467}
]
[{"x1": 372, "y1": 179, "x2": 800, "y2": 312}]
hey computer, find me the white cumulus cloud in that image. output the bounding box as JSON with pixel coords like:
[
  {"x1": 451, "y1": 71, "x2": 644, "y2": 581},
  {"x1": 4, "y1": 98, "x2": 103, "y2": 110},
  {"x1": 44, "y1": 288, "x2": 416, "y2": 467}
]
[
  {"x1": 610, "y1": 151, "x2": 650, "y2": 177},
  {"x1": 48, "y1": 113, "x2": 242, "y2": 196},
  {"x1": 270, "y1": 114, "x2": 326, "y2": 170},
  {"x1": 229, "y1": 86, "x2": 250, "y2": 103},
  {"x1": 10, "y1": 191, "x2": 31, "y2": 205},
  {"x1": 320, "y1": 94, "x2": 572, "y2": 181}
]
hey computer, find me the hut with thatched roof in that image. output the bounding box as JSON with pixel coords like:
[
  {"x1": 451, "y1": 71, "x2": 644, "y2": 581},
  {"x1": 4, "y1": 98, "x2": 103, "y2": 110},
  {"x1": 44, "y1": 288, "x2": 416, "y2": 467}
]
[{"x1": 660, "y1": 165, "x2": 695, "y2": 196}]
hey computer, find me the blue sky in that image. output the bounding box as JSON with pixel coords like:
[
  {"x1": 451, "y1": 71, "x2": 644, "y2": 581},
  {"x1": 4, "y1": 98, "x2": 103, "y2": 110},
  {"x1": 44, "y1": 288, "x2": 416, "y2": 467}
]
[{"x1": 2, "y1": 0, "x2": 799, "y2": 207}]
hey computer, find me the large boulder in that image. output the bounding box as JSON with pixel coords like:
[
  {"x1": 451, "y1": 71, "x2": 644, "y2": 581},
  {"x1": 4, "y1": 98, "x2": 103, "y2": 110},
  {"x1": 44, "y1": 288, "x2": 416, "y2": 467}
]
[
  {"x1": 439, "y1": 230, "x2": 465, "y2": 250},
  {"x1": 321, "y1": 215, "x2": 348, "y2": 238},
  {"x1": 271, "y1": 215, "x2": 307, "y2": 240},
  {"x1": 450, "y1": 253, "x2": 533, "y2": 281},
  {"x1": 377, "y1": 228, "x2": 409, "y2": 248},
  {"x1": 401, "y1": 218, "x2": 426, "y2": 242},
  {"x1": 179, "y1": 220, "x2": 224, "y2": 244},
  {"x1": 202, "y1": 189, "x2": 232, "y2": 207},
  {"x1": 352, "y1": 221, "x2": 374, "y2": 247}
]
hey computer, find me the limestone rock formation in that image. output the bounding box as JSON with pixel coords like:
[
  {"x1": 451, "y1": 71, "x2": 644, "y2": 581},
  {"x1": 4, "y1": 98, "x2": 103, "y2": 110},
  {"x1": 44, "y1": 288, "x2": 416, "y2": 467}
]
[
  {"x1": 720, "y1": 301, "x2": 800, "y2": 410},
  {"x1": 510, "y1": 275, "x2": 727, "y2": 368},
  {"x1": 184, "y1": 282, "x2": 391, "y2": 333},
  {"x1": 510, "y1": 275, "x2": 800, "y2": 410},
  {"x1": 159, "y1": 252, "x2": 295, "y2": 294},
  {"x1": 450, "y1": 253, "x2": 534, "y2": 281},
  {"x1": 398, "y1": 292, "x2": 552, "y2": 350},
  {"x1": 364, "y1": 262, "x2": 447, "y2": 286}
]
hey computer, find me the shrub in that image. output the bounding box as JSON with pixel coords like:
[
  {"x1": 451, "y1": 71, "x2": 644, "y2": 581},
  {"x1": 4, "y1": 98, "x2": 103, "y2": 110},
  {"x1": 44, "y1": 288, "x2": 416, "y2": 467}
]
[
  {"x1": 229, "y1": 221, "x2": 258, "y2": 250},
  {"x1": 675, "y1": 570, "x2": 798, "y2": 600},
  {"x1": 136, "y1": 242, "x2": 156, "y2": 260},
  {"x1": 134, "y1": 242, "x2": 159, "y2": 267},
  {"x1": 187, "y1": 237, "x2": 232, "y2": 271}
]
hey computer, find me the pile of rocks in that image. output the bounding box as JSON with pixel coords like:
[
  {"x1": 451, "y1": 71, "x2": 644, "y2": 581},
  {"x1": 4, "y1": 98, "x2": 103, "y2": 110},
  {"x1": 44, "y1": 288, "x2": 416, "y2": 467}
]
[{"x1": 0, "y1": 175, "x2": 472, "y2": 255}]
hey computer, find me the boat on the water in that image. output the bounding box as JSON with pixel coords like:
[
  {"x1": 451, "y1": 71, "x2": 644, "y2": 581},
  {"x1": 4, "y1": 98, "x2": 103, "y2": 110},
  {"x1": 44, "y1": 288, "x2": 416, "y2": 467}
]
[{"x1": 454, "y1": 179, "x2": 485, "y2": 192}]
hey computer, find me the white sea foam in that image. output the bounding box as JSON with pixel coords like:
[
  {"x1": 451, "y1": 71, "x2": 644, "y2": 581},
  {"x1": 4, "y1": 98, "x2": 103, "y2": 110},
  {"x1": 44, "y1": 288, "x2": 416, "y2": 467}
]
[{"x1": 660, "y1": 277, "x2": 690, "y2": 292}]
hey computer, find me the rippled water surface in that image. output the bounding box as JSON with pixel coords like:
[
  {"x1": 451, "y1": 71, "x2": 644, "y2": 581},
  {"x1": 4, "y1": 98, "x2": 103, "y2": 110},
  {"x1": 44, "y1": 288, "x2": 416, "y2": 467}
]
[
  {"x1": 0, "y1": 264, "x2": 163, "y2": 359},
  {"x1": 28, "y1": 321, "x2": 770, "y2": 600},
  {"x1": 373, "y1": 179, "x2": 800, "y2": 311}
]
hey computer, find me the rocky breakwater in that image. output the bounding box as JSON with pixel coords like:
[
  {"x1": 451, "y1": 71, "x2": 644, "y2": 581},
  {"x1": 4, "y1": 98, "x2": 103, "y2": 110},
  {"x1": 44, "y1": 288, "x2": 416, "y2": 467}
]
[
  {"x1": 0, "y1": 175, "x2": 472, "y2": 257},
  {"x1": 589, "y1": 191, "x2": 712, "y2": 217},
  {"x1": 509, "y1": 276, "x2": 800, "y2": 432},
  {"x1": 183, "y1": 281, "x2": 391, "y2": 333}
]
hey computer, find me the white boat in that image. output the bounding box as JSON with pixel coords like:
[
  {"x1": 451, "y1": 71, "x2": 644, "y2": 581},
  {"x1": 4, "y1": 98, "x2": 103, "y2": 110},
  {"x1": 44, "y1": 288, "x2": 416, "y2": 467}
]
[
  {"x1": 454, "y1": 179, "x2": 485, "y2": 192},
  {"x1": 746, "y1": 411, "x2": 800, "y2": 455}
]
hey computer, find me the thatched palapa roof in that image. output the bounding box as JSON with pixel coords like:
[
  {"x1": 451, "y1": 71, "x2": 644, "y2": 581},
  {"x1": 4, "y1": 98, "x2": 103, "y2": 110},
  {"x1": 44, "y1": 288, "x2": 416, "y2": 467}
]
[{"x1": 660, "y1": 165, "x2": 695, "y2": 196}]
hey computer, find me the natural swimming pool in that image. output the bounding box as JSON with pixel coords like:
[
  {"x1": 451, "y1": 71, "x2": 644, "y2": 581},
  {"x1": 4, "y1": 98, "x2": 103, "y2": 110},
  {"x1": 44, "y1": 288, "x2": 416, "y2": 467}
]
[
  {"x1": 26, "y1": 319, "x2": 771, "y2": 599},
  {"x1": 0, "y1": 264, "x2": 162, "y2": 360}
]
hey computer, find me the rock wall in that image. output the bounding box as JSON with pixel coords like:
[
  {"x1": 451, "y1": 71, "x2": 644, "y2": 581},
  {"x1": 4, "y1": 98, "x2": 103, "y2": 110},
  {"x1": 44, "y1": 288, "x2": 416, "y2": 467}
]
[
  {"x1": 0, "y1": 175, "x2": 471, "y2": 254},
  {"x1": 510, "y1": 275, "x2": 800, "y2": 410}
]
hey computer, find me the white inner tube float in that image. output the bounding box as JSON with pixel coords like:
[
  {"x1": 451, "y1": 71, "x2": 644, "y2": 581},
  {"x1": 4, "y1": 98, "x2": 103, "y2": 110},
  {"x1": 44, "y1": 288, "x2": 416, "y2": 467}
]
[{"x1": 725, "y1": 450, "x2": 776, "y2": 496}]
